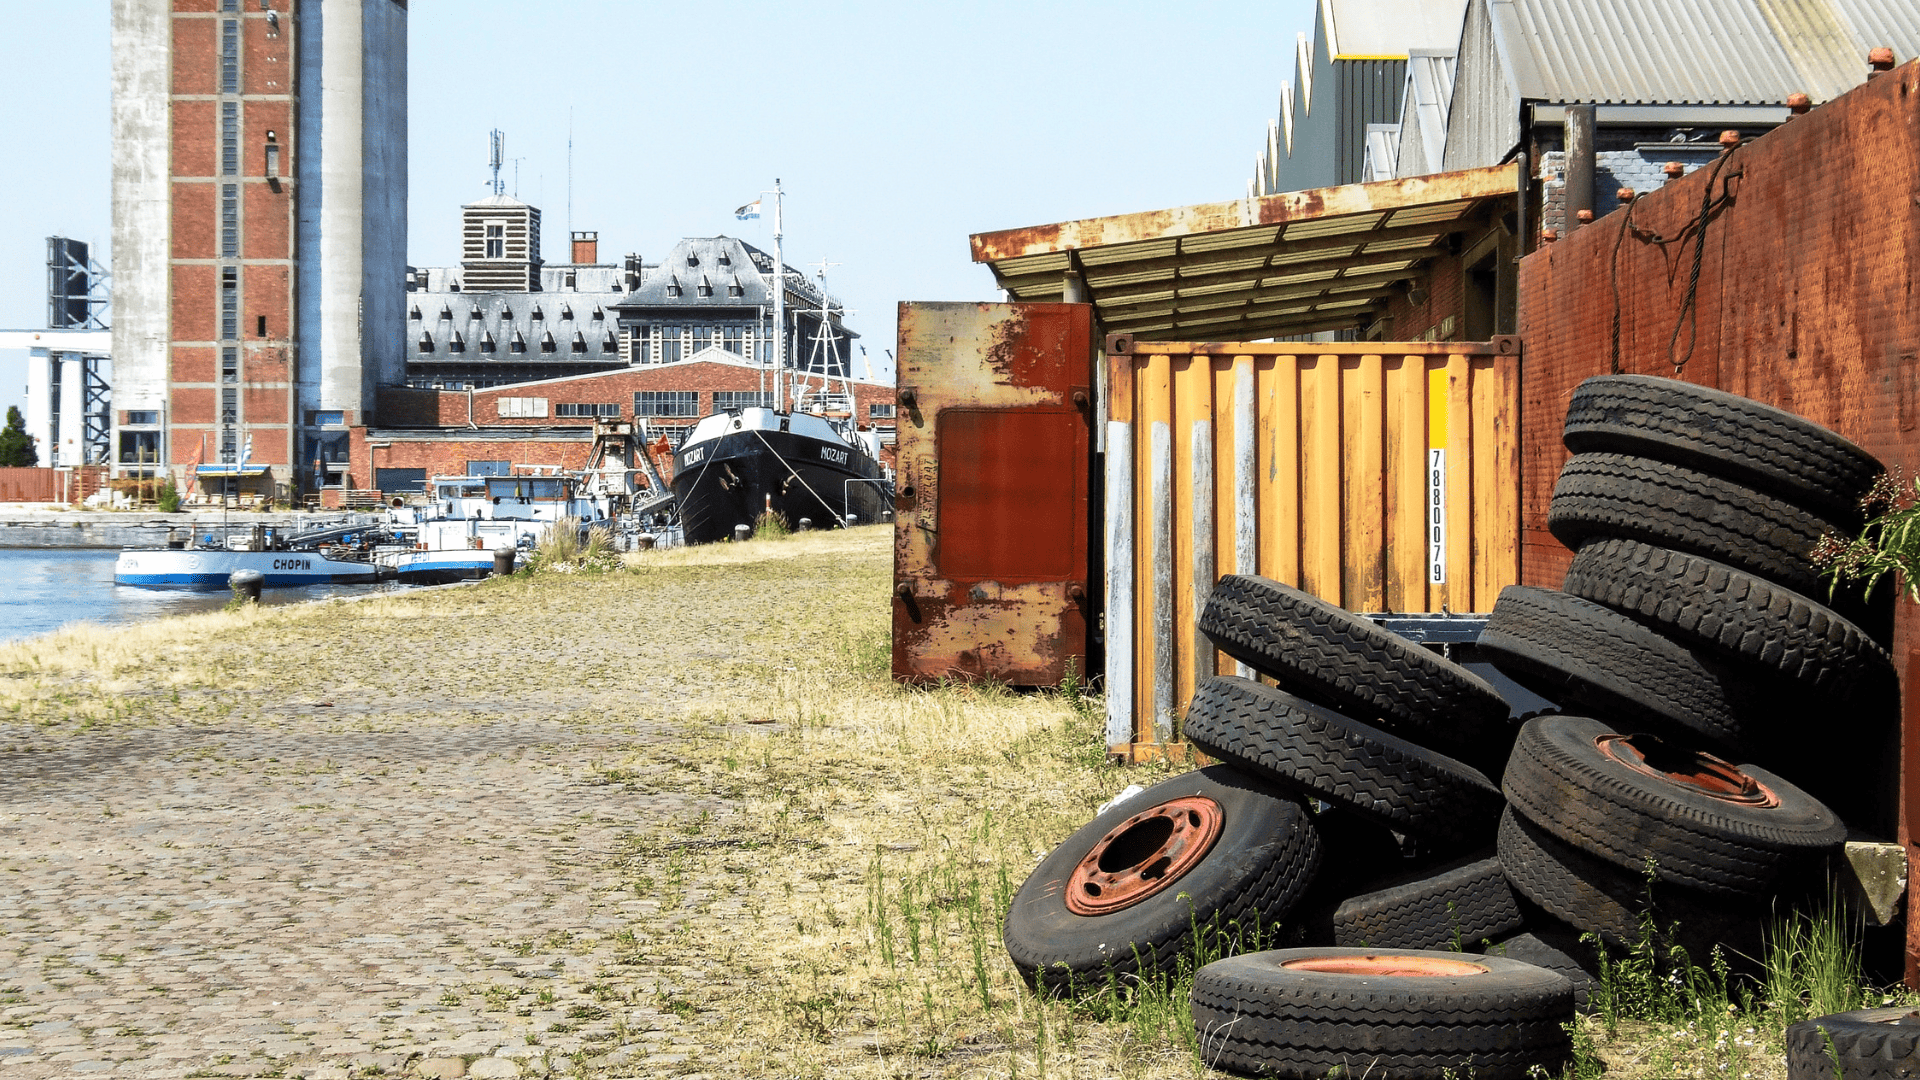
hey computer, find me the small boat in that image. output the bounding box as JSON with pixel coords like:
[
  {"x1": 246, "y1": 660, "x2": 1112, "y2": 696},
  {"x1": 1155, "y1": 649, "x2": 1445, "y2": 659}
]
[
  {"x1": 380, "y1": 473, "x2": 615, "y2": 585},
  {"x1": 115, "y1": 522, "x2": 387, "y2": 588},
  {"x1": 669, "y1": 407, "x2": 892, "y2": 544}
]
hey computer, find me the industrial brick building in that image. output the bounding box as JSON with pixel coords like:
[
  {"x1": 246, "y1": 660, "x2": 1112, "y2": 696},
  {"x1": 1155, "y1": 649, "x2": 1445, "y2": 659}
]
[{"x1": 111, "y1": 0, "x2": 408, "y2": 496}]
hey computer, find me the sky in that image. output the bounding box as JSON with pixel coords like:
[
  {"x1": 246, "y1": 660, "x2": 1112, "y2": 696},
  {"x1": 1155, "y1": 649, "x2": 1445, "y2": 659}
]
[{"x1": 0, "y1": 0, "x2": 1317, "y2": 414}]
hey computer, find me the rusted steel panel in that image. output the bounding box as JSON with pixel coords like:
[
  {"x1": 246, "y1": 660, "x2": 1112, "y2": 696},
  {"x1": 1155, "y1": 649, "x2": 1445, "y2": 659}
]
[
  {"x1": 970, "y1": 163, "x2": 1518, "y2": 263},
  {"x1": 891, "y1": 302, "x2": 1094, "y2": 686},
  {"x1": 1511, "y1": 62, "x2": 1920, "y2": 979},
  {"x1": 1108, "y1": 340, "x2": 1519, "y2": 759}
]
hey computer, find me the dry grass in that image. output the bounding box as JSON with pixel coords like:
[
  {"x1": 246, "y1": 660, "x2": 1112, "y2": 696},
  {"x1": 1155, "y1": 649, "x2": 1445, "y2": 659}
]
[{"x1": 1, "y1": 525, "x2": 1893, "y2": 1078}]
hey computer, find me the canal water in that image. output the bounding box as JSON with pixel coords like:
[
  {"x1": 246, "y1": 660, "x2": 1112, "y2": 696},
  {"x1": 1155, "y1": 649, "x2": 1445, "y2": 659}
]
[{"x1": 0, "y1": 548, "x2": 400, "y2": 645}]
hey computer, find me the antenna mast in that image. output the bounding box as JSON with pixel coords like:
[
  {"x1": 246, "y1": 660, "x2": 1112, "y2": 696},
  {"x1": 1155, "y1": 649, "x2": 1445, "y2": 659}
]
[{"x1": 488, "y1": 130, "x2": 505, "y2": 196}]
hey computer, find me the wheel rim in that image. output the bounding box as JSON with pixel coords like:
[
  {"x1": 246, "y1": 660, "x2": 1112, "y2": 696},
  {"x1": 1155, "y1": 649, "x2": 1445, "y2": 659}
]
[
  {"x1": 1595, "y1": 733, "x2": 1779, "y2": 807},
  {"x1": 1066, "y1": 796, "x2": 1224, "y2": 916},
  {"x1": 1282, "y1": 955, "x2": 1489, "y2": 977}
]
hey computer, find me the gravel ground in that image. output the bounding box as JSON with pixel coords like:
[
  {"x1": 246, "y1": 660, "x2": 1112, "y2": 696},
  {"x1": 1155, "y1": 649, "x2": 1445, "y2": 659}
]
[{"x1": 0, "y1": 528, "x2": 1088, "y2": 1079}]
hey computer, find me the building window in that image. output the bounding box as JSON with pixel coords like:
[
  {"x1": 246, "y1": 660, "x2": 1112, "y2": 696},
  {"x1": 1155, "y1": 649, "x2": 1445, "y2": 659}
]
[
  {"x1": 117, "y1": 430, "x2": 161, "y2": 465},
  {"x1": 497, "y1": 397, "x2": 550, "y2": 419},
  {"x1": 510, "y1": 331, "x2": 526, "y2": 354},
  {"x1": 623, "y1": 326, "x2": 650, "y2": 364},
  {"x1": 714, "y1": 391, "x2": 774, "y2": 411},
  {"x1": 563, "y1": 271, "x2": 576, "y2": 289},
  {"x1": 220, "y1": 20, "x2": 239, "y2": 94},
  {"x1": 634, "y1": 391, "x2": 699, "y2": 418},
  {"x1": 257, "y1": 314, "x2": 267, "y2": 337},
  {"x1": 221, "y1": 388, "x2": 238, "y2": 426},
  {"x1": 869, "y1": 403, "x2": 896, "y2": 419},
  {"x1": 570, "y1": 331, "x2": 587, "y2": 353},
  {"x1": 448, "y1": 332, "x2": 465, "y2": 353},
  {"x1": 221, "y1": 184, "x2": 239, "y2": 257},
  {"x1": 308, "y1": 411, "x2": 345, "y2": 427},
  {"x1": 485, "y1": 224, "x2": 504, "y2": 259},
  {"x1": 601, "y1": 335, "x2": 618, "y2": 354},
  {"x1": 125, "y1": 410, "x2": 160, "y2": 426},
  {"x1": 222, "y1": 346, "x2": 238, "y2": 383},
  {"x1": 661, "y1": 326, "x2": 683, "y2": 364},
  {"x1": 221, "y1": 102, "x2": 238, "y2": 176},
  {"x1": 220, "y1": 268, "x2": 238, "y2": 340},
  {"x1": 466, "y1": 460, "x2": 511, "y2": 477},
  {"x1": 692, "y1": 327, "x2": 713, "y2": 354},
  {"x1": 480, "y1": 332, "x2": 496, "y2": 353},
  {"x1": 418, "y1": 333, "x2": 434, "y2": 353},
  {"x1": 721, "y1": 326, "x2": 744, "y2": 354},
  {"x1": 555, "y1": 403, "x2": 619, "y2": 418},
  {"x1": 539, "y1": 331, "x2": 556, "y2": 353}
]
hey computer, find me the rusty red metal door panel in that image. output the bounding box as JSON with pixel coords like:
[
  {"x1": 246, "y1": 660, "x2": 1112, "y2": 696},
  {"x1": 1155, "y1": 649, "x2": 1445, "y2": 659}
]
[{"x1": 892, "y1": 302, "x2": 1094, "y2": 686}]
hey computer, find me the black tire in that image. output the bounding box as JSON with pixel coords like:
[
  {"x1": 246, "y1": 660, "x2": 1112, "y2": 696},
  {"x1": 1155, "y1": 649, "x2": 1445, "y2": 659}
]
[
  {"x1": 1561, "y1": 374, "x2": 1881, "y2": 520},
  {"x1": 1002, "y1": 765, "x2": 1321, "y2": 994},
  {"x1": 1485, "y1": 930, "x2": 1597, "y2": 1014},
  {"x1": 1183, "y1": 676, "x2": 1503, "y2": 849},
  {"x1": 1547, "y1": 453, "x2": 1850, "y2": 601},
  {"x1": 1497, "y1": 807, "x2": 1735, "y2": 948},
  {"x1": 1479, "y1": 585, "x2": 1788, "y2": 750},
  {"x1": 1190, "y1": 947, "x2": 1574, "y2": 1080},
  {"x1": 1563, "y1": 538, "x2": 1895, "y2": 701},
  {"x1": 1330, "y1": 853, "x2": 1523, "y2": 952},
  {"x1": 1503, "y1": 715, "x2": 1847, "y2": 899},
  {"x1": 1785, "y1": 1008, "x2": 1920, "y2": 1080},
  {"x1": 1198, "y1": 574, "x2": 1510, "y2": 747}
]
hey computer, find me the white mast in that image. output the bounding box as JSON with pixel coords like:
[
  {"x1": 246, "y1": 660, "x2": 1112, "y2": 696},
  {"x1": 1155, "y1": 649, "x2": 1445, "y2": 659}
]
[{"x1": 771, "y1": 179, "x2": 785, "y2": 411}]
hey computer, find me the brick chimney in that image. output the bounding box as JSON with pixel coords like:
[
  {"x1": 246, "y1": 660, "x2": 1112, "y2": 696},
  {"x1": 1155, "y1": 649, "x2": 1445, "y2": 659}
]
[{"x1": 571, "y1": 231, "x2": 598, "y2": 264}]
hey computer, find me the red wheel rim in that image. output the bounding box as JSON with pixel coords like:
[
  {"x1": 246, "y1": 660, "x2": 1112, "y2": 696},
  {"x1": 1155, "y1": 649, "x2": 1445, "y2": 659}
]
[
  {"x1": 1596, "y1": 733, "x2": 1779, "y2": 807},
  {"x1": 1065, "y1": 796, "x2": 1224, "y2": 916},
  {"x1": 1282, "y1": 955, "x2": 1490, "y2": 977}
]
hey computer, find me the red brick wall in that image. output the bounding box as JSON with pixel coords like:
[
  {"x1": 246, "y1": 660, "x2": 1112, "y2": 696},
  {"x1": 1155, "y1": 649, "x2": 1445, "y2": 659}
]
[
  {"x1": 1514, "y1": 61, "x2": 1920, "y2": 968},
  {"x1": 171, "y1": 265, "x2": 216, "y2": 342},
  {"x1": 172, "y1": 184, "x2": 216, "y2": 259},
  {"x1": 171, "y1": 17, "x2": 215, "y2": 94},
  {"x1": 1515, "y1": 62, "x2": 1920, "y2": 589},
  {"x1": 172, "y1": 347, "x2": 215, "y2": 384},
  {"x1": 242, "y1": 15, "x2": 291, "y2": 95},
  {"x1": 171, "y1": 99, "x2": 215, "y2": 177}
]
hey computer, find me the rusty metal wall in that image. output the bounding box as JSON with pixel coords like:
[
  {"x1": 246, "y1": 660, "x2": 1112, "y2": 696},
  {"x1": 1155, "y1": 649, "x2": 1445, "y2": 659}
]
[
  {"x1": 1511, "y1": 62, "x2": 1919, "y2": 974},
  {"x1": 1104, "y1": 338, "x2": 1520, "y2": 760},
  {"x1": 891, "y1": 302, "x2": 1094, "y2": 686}
]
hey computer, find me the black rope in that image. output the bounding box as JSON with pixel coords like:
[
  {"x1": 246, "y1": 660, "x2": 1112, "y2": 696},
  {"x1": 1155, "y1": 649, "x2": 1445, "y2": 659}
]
[
  {"x1": 1666, "y1": 147, "x2": 1740, "y2": 374},
  {"x1": 1608, "y1": 196, "x2": 1639, "y2": 375}
]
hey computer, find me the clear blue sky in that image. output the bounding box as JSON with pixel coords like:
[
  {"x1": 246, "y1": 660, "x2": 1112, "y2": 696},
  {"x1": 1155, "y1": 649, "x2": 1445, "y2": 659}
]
[{"x1": 0, "y1": 0, "x2": 1316, "y2": 413}]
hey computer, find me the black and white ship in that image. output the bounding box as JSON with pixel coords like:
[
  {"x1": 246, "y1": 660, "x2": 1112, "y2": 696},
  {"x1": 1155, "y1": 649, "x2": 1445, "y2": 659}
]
[{"x1": 670, "y1": 407, "x2": 891, "y2": 543}]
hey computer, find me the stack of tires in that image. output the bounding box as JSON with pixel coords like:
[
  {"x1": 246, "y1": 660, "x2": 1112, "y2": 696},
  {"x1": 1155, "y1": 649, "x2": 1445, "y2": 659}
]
[
  {"x1": 1000, "y1": 375, "x2": 1889, "y2": 1079},
  {"x1": 1478, "y1": 375, "x2": 1889, "y2": 981},
  {"x1": 1004, "y1": 573, "x2": 1579, "y2": 1078}
]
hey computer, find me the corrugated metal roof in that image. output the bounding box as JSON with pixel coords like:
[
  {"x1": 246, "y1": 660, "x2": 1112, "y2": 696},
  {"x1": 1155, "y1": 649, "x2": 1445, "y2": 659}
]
[
  {"x1": 1487, "y1": 0, "x2": 1920, "y2": 104},
  {"x1": 971, "y1": 163, "x2": 1517, "y2": 342},
  {"x1": 1324, "y1": 0, "x2": 1469, "y2": 58}
]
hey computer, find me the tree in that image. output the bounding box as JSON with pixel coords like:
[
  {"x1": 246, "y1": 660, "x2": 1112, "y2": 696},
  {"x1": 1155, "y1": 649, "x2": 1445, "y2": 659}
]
[{"x1": 0, "y1": 407, "x2": 37, "y2": 468}]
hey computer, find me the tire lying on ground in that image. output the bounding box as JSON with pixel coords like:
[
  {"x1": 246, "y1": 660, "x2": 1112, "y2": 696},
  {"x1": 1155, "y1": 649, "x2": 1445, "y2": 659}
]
[
  {"x1": 1486, "y1": 929, "x2": 1597, "y2": 1014},
  {"x1": 1496, "y1": 807, "x2": 1737, "y2": 949},
  {"x1": 1183, "y1": 675, "x2": 1504, "y2": 850},
  {"x1": 1784, "y1": 1007, "x2": 1920, "y2": 1080},
  {"x1": 1502, "y1": 715, "x2": 1847, "y2": 899},
  {"x1": 1562, "y1": 538, "x2": 1895, "y2": 701},
  {"x1": 1190, "y1": 947, "x2": 1574, "y2": 1080},
  {"x1": 1561, "y1": 374, "x2": 1882, "y2": 522},
  {"x1": 1002, "y1": 765, "x2": 1322, "y2": 995},
  {"x1": 1479, "y1": 585, "x2": 1790, "y2": 751},
  {"x1": 1328, "y1": 852, "x2": 1523, "y2": 952},
  {"x1": 1197, "y1": 573, "x2": 1511, "y2": 749},
  {"x1": 1546, "y1": 453, "x2": 1855, "y2": 604}
]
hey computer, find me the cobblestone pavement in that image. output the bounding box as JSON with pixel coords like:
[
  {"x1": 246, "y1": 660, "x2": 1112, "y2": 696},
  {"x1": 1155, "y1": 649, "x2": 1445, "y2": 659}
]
[{"x1": 0, "y1": 717, "x2": 737, "y2": 1078}]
